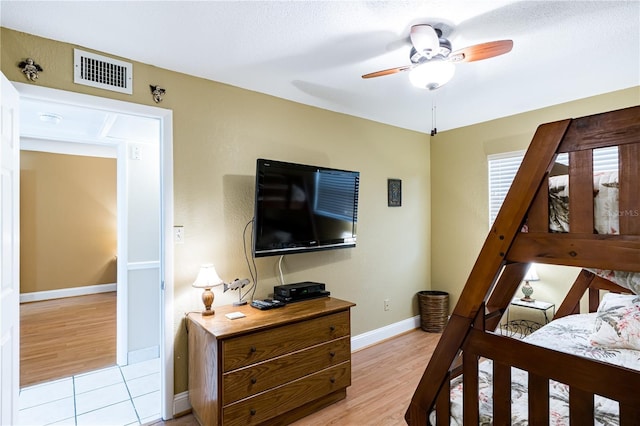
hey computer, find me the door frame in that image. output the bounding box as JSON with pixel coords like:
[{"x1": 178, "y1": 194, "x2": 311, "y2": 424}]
[
  {"x1": 1, "y1": 72, "x2": 21, "y2": 426},
  {"x1": 14, "y1": 83, "x2": 175, "y2": 420}
]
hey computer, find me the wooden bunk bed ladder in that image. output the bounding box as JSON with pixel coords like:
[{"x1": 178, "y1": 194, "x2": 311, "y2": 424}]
[{"x1": 405, "y1": 105, "x2": 640, "y2": 425}]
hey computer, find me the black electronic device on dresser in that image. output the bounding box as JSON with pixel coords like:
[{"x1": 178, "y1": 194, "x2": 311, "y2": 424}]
[{"x1": 274, "y1": 281, "x2": 330, "y2": 303}]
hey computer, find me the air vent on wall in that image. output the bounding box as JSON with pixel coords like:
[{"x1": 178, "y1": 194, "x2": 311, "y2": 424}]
[{"x1": 74, "y1": 49, "x2": 133, "y2": 94}]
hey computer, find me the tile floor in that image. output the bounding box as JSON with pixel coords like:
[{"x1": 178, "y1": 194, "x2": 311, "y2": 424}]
[{"x1": 19, "y1": 358, "x2": 161, "y2": 426}]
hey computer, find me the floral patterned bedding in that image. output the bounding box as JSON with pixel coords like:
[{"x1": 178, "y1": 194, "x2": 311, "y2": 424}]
[
  {"x1": 432, "y1": 312, "x2": 640, "y2": 426},
  {"x1": 548, "y1": 171, "x2": 640, "y2": 295},
  {"x1": 591, "y1": 269, "x2": 640, "y2": 296}
]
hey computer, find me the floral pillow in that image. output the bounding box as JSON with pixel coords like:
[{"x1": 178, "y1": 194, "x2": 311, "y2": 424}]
[{"x1": 589, "y1": 293, "x2": 640, "y2": 350}]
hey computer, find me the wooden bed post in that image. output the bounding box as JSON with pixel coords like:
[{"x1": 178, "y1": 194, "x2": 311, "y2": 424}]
[
  {"x1": 485, "y1": 262, "x2": 530, "y2": 331},
  {"x1": 554, "y1": 269, "x2": 595, "y2": 318},
  {"x1": 554, "y1": 269, "x2": 631, "y2": 319}
]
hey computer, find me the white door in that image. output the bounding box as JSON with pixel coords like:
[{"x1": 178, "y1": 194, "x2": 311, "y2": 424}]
[{"x1": 0, "y1": 73, "x2": 20, "y2": 425}]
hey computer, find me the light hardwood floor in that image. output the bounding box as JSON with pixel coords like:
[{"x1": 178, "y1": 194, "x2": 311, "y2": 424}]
[
  {"x1": 20, "y1": 292, "x2": 117, "y2": 387},
  {"x1": 153, "y1": 328, "x2": 440, "y2": 426}
]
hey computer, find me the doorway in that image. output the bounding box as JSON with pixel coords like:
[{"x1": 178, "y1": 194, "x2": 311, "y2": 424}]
[
  {"x1": 13, "y1": 83, "x2": 174, "y2": 422},
  {"x1": 20, "y1": 144, "x2": 118, "y2": 387}
]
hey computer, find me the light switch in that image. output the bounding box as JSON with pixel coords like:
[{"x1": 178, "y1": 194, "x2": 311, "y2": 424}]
[
  {"x1": 131, "y1": 145, "x2": 142, "y2": 160},
  {"x1": 174, "y1": 226, "x2": 184, "y2": 243}
]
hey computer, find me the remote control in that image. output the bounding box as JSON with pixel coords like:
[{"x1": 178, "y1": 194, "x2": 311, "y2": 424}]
[{"x1": 250, "y1": 299, "x2": 285, "y2": 310}]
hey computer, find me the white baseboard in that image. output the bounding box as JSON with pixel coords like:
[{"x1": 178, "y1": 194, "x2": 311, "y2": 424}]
[
  {"x1": 173, "y1": 391, "x2": 191, "y2": 417},
  {"x1": 20, "y1": 283, "x2": 117, "y2": 303},
  {"x1": 127, "y1": 346, "x2": 159, "y2": 365},
  {"x1": 169, "y1": 315, "x2": 420, "y2": 417},
  {"x1": 351, "y1": 315, "x2": 420, "y2": 352}
]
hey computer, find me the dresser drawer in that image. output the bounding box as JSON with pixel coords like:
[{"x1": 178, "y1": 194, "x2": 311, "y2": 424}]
[
  {"x1": 222, "y1": 311, "x2": 350, "y2": 371},
  {"x1": 222, "y1": 362, "x2": 351, "y2": 426},
  {"x1": 222, "y1": 336, "x2": 350, "y2": 405}
]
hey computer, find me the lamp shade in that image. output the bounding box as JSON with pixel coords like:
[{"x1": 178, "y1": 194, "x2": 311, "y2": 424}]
[
  {"x1": 524, "y1": 265, "x2": 539, "y2": 282},
  {"x1": 192, "y1": 264, "x2": 224, "y2": 289},
  {"x1": 409, "y1": 59, "x2": 455, "y2": 90},
  {"x1": 520, "y1": 264, "x2": 539, "y2": 302}
]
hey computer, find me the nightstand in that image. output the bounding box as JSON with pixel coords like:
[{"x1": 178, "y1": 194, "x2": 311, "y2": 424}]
[{"x1": 501, "y1": 298, "x2": 555, "y2": 338}]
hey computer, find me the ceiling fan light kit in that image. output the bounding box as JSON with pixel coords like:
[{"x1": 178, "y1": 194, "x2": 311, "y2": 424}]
[
  {"x1": 409, "y1": 60, "x2": 455, "y2": 90},
  {"x1": 363, "y1": 24, "x2": 513, "y2": 91}
]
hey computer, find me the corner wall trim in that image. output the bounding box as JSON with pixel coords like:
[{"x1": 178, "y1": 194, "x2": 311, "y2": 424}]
[
  {"x1": 127, "y1": 346, "x2": 159, "y2": 365},
  {"x1": 350, "y1": 315, "x2": 420, "y2": 352},
  {"x1": 20, "y1": 283, "x2": 117, "y2": 303},
  {"x1": 173, "y1": 391, "x2": 191, "y2": 418},
  {"x1": 128, "y1": 261, "x2": 160, "y2": 270}
]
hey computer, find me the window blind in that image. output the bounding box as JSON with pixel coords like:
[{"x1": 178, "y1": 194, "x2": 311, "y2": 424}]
[
  {"x1": 554, "y1": 146, "x2": 618, "y2": 172},
  {"x1": 488, "y1": 151, "x2": 525, "y2": 227},
  {"x1": 487, "y1": 147, "x2": 619, "y2": 227}
]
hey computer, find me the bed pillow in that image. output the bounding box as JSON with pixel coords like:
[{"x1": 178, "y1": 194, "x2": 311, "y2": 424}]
[{"x1": 589, "y1": 294, "x2": 640, "y2": 350}]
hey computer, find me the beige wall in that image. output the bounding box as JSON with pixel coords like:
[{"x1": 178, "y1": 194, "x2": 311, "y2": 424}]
[
  {"x1": 431, "y1": 87, "x2": 640, "y2": 312},
  {"x1": 2, "y1": 28, "x2": 431, "y2": 394},
  {"x1": 20, "y1": 150, "x2": 117, "y2": 293}
]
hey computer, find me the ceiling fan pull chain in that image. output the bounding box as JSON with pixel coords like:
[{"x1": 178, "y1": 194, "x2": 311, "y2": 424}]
[{"x1": 431, "y1": 99, "x2": 438, "y2": 136}]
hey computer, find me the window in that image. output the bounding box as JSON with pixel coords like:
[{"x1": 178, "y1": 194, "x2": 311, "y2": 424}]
[
  {"x1": 555, "y1": 146, "x2": 619, "y2": 173},
  {"x1": 488, "y1": 147, "x2": 618, "y2": 227},
  {"x1": 488, "y1": 151, "x2": 525, "y2": 227}
]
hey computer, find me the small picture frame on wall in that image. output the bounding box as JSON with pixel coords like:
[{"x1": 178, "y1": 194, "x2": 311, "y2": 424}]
[{"x1": 388, "y1": 179, "x2": 401, "y2": 207}]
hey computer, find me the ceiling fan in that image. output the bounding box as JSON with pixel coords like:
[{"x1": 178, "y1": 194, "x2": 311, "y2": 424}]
[{"x1": 362, "y1": 24, "x2": 513, "y2": 90}]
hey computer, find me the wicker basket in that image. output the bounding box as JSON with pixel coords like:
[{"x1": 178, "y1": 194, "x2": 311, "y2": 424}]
[{"x1": 418, "y1": 290, "x2": 449, "y2": 332}]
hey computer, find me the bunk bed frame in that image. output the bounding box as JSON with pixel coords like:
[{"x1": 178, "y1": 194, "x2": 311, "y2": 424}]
[{"x1": 406, "y1": 105, "x2": 640, "y2": 425}]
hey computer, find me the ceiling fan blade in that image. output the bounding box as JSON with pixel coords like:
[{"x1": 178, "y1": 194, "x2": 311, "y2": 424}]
[
  {"x1": 410, "y1": 24, "x2": 439, "y2": 58},
  {"x1": 448, "y1": 40, "x2": 513, "y2": 63},
  {"x1": 362, "y1": 65, "x2": 413, "y2": 79}
]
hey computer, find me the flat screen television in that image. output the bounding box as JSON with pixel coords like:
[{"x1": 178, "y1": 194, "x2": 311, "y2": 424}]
[{"x1": 253, "y1": 158, "x2": 359, "y2": 258}]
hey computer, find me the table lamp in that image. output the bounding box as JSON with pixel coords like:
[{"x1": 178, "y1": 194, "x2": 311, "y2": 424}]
[
  {"x1": 520, "y1": 264, "x2": 539, "y2": 302},
  {"x1": 192, "y1": 263, "x2": 224, "y2": 316}
]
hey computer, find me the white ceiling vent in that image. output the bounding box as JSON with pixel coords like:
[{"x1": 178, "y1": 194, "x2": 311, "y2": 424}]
[{"x1": 74, "y1": 49, "x2": 133, "y2": 94}]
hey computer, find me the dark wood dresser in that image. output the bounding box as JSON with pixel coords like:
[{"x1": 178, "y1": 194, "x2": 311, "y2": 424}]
[{"x1": 187, "y1": 297, "x2": 355, "y2": 425}]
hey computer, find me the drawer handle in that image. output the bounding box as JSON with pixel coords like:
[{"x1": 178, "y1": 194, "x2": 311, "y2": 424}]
[
  {"x1": 250, "y1": 346, "x2": 256, "y2": 353},
  {"x1": 330, "y1": 377, "x2": 336, "y2": 384},
  {"x1": 329, "y1": 351, "x2": 336, "y2": 357},
  {"x1": 251, "y1": 377, "x2": 257, "y2": 384},
  {"x1": 250, "y1": 409, "x2": 256, "y2": 416},
  {"x1": 329, "y1": 325, "x2": 336, "y2": 332}
]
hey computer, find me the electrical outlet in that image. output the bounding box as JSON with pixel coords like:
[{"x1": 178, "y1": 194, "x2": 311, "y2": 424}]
[
  {"x1": 174, "y1": 226, "x2": 184, "y2": 243},
  {"x1": 384, "y1": 299, "x2": 390, "y2": 311}
]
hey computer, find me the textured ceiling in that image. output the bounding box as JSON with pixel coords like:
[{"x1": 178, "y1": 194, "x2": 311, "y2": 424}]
[{"x1": 2, "y1": 1, "x2": 639, "y2": 133}]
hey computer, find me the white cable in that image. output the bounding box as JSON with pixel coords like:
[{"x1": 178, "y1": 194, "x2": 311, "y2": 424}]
[
  {"x1": 278, "y1": 255, "x2": 285, "y2": 285},
  {"x1": 242, "y1": 218, "x2": 258, "y2": 301}
]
